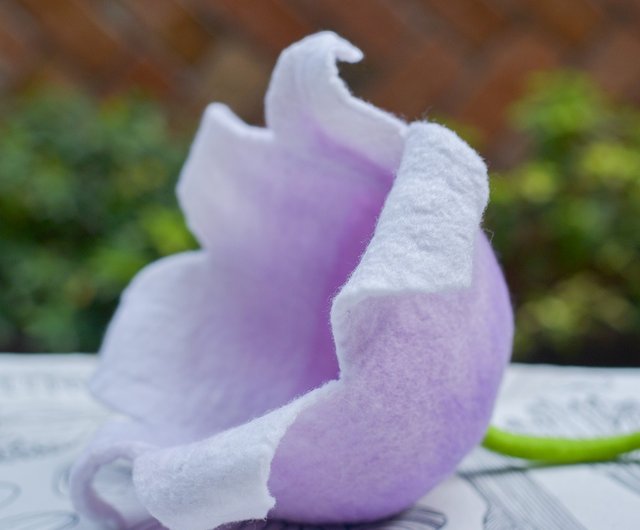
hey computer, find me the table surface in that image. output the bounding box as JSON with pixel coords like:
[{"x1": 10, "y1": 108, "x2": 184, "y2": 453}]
[{"x1": 0, "y1": 354, "x2": 639, "y2": 530}]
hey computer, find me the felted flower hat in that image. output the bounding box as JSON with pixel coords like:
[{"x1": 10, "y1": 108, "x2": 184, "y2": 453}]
[{"x1": 70, "y1": 32, "x2": 514, "y2": 530}]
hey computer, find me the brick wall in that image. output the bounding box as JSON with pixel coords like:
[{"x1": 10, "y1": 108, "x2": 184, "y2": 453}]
[{"x1": 1, "y1": 0, "x2": 639, "y2": 162}]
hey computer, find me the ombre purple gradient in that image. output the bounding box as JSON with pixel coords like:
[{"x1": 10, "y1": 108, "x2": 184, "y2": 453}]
[
  {"x1": 70, "y1": 32, "x2": 513, "y2": 530},
  {"x1": 269, "y1": 233, "x2": 512, "y2": 522}
]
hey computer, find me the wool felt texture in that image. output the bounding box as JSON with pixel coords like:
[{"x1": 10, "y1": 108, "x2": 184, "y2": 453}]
[{"x1": 69, "y1": 32, "x2": 514, "y2": 530}]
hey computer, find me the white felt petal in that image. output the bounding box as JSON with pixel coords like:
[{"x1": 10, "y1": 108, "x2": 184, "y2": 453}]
[
  {"x1": 177, "y1": 103, "x2": 275, "y2": 250},
  {"x1": 132, "y1": 384, "x2": 335, "y2": 530},
  {"x1": 91, "y1": 251, "x2": 319, "y2": 433},
  {"x1": 265, "y1": 31, "x2": 406, "y2": 172},
  {"x1": 332, "y1": 122, "x2": 489, "y2": 339},
  {"x1": 69, "y1": 421, "x2": 158, "y2": 527}
]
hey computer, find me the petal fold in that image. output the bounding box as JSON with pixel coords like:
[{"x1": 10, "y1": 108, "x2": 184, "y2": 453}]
[
  {"x1": 266, "y1": 125, "x2": 511, "y2": 523},
  {"x1": 266, "y1": 31, "x2": 406, "y2": 173},
  {"x1": 132, "y1": 385, "x2": 333, "y2": 530},
  {"x1": 91, "y1": 251, "x2": 319, "y2": 432},
  {"x1": 333, "y1": 122, "x2": 490, "y2": 334}
]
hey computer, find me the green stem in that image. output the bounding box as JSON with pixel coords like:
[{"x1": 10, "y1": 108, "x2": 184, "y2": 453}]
[{"x1": 481, "y1": 426, "x2": 640, "y2": 464}]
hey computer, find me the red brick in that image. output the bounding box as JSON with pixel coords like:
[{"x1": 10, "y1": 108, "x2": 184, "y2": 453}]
[
  {"x1": 195, "y1": 0, "x2": 313, "y2": 56},
  {"x1": 456, "y1": 32, "x2": 558, "y2": 139},
  {"x1": 524, "y1": 0, "x2": 602, "y2": 45},
  {"x1": 0, "y1": 0, "x2": 637, "y2": 162},
  {"x1": 18, "y1": 0, "x2": 128, "y2": 77},
  {"x1": 108, "y1": 55, "x2": 174, "y2": 99},
  {"x1": 195, "y1": 40, "x2": 270, "y2": 123},
  {"x1": 0, "y1": 2, "x2": 40, "y2": 81},
  {"x1": 587, "y1": 29, "x2": 640, "y2": 100},
  {"x1": 0, "y1": 25, "x2": 32, "y2": 80},
  {"x1": 365, "y1": 38, "x2": 461, "y2": 120},
  {"x1": 422, "y1": 0, "x2": 506, "y2": 45},
  {"x1": 123, "y1": 0, "x2": 214, "y2": 63}
]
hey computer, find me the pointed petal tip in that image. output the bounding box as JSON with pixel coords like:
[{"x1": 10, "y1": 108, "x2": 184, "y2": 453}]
[
  {"x1": 265, "y1": 30, "x2": 405, "y2": 171},
  {"x1": 199, "y1": 102, "x2": 269, "y2": 140},
  {"x1": 294, "y1": 31, "x2": 364, "y2": 63}
]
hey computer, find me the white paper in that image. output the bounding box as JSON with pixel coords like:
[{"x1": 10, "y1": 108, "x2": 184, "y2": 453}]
[{"x1": 0, "y1": 355, "x2": 638, "y2": 529}]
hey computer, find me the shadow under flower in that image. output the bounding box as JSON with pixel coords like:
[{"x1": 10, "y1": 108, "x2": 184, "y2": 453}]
[{"x1": 129, "y1": 505, "x2": 447, "y2": 530}]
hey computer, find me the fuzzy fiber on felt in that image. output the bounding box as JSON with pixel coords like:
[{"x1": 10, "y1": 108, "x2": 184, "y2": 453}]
[{"x1": 69, "y1": 31, "x2": 514, "y2": 530}]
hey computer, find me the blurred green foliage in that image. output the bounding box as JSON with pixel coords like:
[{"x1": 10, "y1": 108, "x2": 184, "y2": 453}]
[
  {"x1": 0, "y1": 89, "x2": 195, "y2": 352},
  {"x1": 1, "y1": 74, "x2": 639, "y2": 365},
  {"x1": 487, "y1": 72, "x2": 640, "y2": 365}
]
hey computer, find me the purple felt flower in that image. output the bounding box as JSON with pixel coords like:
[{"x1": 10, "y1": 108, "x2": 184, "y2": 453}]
[{"x1": 70, "y1": 32, "x2": 513, "y2": 530}]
